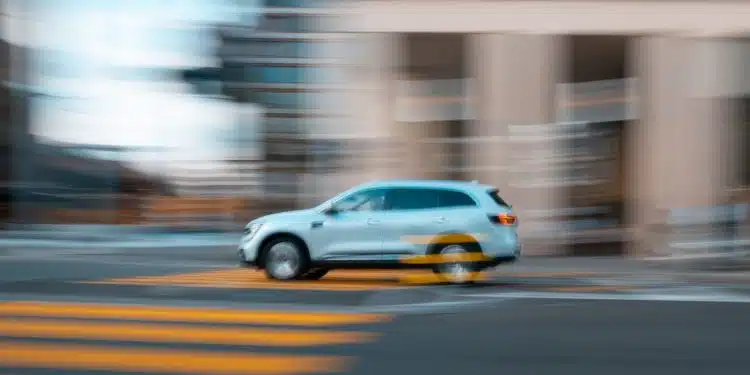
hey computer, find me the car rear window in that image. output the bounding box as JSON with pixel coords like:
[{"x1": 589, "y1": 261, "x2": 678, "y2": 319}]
[
  {"x1": 487, "y1": 189, "x2": 511, "y2": 208},
  {"x1": 437, "y1": 189, "x2": 477, "y2": 208}
]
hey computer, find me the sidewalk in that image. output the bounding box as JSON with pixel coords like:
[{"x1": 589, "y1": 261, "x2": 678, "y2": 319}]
[
  {"x1": 0, "y1": 225, "x2": 241, "y2": 249},
  {"x1": 503, "y1": 256, "x2": 750, "y2": 285}
]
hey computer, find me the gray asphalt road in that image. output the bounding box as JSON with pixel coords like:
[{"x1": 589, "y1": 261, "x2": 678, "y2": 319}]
[
  {"x1": 353, "y1": 299, "x2": 750, "y2": 375},
  {"x1": 0, "y1": 297, "x2": 748, "y2": 375},
  {"x1": 1, "y1": 247, "x2": 750, "y2": 375}
]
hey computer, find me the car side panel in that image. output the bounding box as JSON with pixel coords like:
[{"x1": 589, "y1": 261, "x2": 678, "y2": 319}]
[
  {"x1": 378, "y1": 210, "x2": 435, "y2": 258},
  {"x1": 306, "y1": 211, "x2": 386, "y2": 261}
]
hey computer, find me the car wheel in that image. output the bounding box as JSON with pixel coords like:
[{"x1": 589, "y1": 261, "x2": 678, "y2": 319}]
[
  {"x1": 431, "y1": 242, "x2": 481, "y2": 285},
  {"x1": 300, "y1": 268, "x2": 329, "y2": 280},
  {"x1": 262, "y1": 237, "x2": 309, "y2": 281}
]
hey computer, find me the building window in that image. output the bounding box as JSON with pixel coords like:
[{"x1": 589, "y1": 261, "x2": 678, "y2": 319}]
[
  {"x1": 261, "y1": 14, "x2": 316, "y2": 33},
  {"x1": 248, "y1": 66, "x2": 301, "y2": 84},
  {"x1": 264, "y1": 0, "x2": 328, "y2": 8},
  {"x1": 223, "y1": 63, "x2": 247, "y2": 82},
  {"x1": 254, "y1": 91, "x2": 301, "y2": 109},
  {"x1": 246, "y1": 41, "x2": 311, "y2": 59},
  {"x1": 245, "y1": 66, "x2": 342, "y2": 84},
  {"x1": 265, "y1": 117, "x2": 301, "y2": 133},
  {"x1": 225, "y1": 40, "x2": 344, "y2": 60}
]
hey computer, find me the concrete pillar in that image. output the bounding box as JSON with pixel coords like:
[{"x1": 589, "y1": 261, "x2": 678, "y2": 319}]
[
  {"x1": 470, "y1": 34, "x2": 566, "y2": 256},
  {"x1": 318, "y1": 32, "x2": 404, "y2": 196},
  {"x1": 628, "y1": 36, "x2": 732, "y2": 257}
]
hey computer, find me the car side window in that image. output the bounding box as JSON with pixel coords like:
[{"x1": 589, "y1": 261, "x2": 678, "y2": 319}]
[
  {"x1": 334, "y1": 188, "x2": 386, "y2": 212},
  {"x1": 385, "y1": 188, "x2": 441, "y2": 211},
  {"x1": 437, "y1": 190, "x2": 477, "y2": 208}
]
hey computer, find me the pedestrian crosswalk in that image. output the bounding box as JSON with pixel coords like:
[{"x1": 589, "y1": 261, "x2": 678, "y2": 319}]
[
  {"x1": 0, "y1": 301, "x2": 390, "y2": 375},
  {"x1": 82, "y1": 269, "x2": 459, "y2": 291},
  {"x1": 79, "y1": 268, "x2": 621, "y2": 292}
]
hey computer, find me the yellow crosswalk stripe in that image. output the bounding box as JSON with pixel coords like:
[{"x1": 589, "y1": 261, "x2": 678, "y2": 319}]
[
  {"x1": 0, "y1": 341, "x2": 349, "y2": 375},
  {"x1": 81, "y1": 269, "x2": 438, "y2": 291},
  {"x1": 0, "y1": 301, "x2": 390, "y2": 375},
  {"x1": 0, "y1": 318, "x2": 378, "y2": 347},
  {"x1": 0, "y1": 301, "x2": 391, "y2": 326},
  {"x1": 78, "y1": 268, "x2": 605, "y2": 291}
]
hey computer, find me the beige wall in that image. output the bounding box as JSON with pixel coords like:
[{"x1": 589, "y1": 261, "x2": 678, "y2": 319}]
[
  {"x1": 324, "y1": 1, "x2": 749, "y2": 257},
  {"x1": 339, "y1": 1, "x2": 750, "y2": 36},
  {"x1": 627, "y1": 36, "x2": 737, "y2": 257},
  {"x1": 470, "y1": 34, "x2": 566, "y2": 255}
]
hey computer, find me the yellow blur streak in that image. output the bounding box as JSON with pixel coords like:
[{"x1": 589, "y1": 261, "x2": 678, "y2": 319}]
[
  {"x1": 400, "y1": 271, "x2": 488, "y2": 284},
  {"x1": 83, "y1": 268, "x2": 408, "y2": 291},
  {"x1": 400, "y1": 233, "x2": 487, "y2": 245},
  {"x1": 0, "y1": 302, "x2": 391, "y2": 326},
  {"x1": 0, "y1": 318, "x2": 377, "y2": 347},
  {"x1": 0, "y1": 341, "x2": 349, "y2": 375},
  {"x1": 400, "y1": 253, "x2": 491, "y2": 264}
]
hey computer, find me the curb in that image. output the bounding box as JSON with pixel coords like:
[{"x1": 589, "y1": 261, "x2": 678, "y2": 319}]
[
  {"x1": 642, "y1": 255, "x2": 750, "y2": 272},
  {"x1": 0, "y1": 237, "x2": 240, "y2": 250}
]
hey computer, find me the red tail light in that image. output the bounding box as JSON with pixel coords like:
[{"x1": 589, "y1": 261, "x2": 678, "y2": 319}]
[{"x1": 489, "y1": 213, "x2": 517, "y2": 225}]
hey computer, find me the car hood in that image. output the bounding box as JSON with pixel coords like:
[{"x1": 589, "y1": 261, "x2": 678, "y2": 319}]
[{"x1": 253, "y1": 208, "x2": 319, "y2": 224}]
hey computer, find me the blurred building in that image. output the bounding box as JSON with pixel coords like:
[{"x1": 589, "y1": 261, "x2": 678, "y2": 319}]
[
  {"x1": 218, "y1": 0, "x2": 350, "y2": 205},
  {"x1": 318, "y1": 0, "x2": 750, "y2": 257},
  {"x1": 0, "y1": 37, "x2": 23, "y2": 226},
  {"x1": 1, "y1": 2, "x2": 177, "y2": 226}
]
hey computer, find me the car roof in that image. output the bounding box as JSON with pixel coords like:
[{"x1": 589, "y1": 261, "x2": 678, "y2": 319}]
[{"x1": 360, "y1": 179, "x2": 496, "y2": 193}]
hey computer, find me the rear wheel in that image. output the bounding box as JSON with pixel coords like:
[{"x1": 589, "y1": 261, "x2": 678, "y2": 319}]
[
  {"x1": 431, "y1": 242, "x2": 482, "y2": 284},
  {"x1": 262, "y1": 237, "x2": 310, "y2": 281}
]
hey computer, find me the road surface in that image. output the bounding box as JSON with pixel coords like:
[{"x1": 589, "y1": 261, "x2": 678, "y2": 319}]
[{"x1": 0, "y1": 244, "x2": 749, "y2": 375}]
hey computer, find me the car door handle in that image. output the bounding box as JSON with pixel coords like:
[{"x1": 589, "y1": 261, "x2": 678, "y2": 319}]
[
  {"x1": 367, "y1": 218, "x2": 380, "y2": 225},
  {"x1": 433, "y1": 217, "x2": 447, "y2": 223}
]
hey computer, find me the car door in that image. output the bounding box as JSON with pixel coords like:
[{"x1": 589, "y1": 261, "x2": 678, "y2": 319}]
[
  {"x1": 378, "y1": 188, "x2": 444, "y2": 259},
  {"x1": 310, "y1": 187, "x2": 387, "y2": 262}
]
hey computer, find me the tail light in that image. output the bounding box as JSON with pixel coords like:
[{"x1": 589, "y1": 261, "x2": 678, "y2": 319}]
[{"x1": 489, "y1": 213, "x2": 517, "y2": 226}]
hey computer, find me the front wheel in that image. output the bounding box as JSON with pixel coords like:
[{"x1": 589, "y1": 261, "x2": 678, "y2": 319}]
[{"x1": 262, "y1": 238, "x2": 309, "y2": 281}]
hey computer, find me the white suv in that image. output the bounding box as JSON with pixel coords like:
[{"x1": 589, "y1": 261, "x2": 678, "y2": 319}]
[{"x1": 238, "y1": 180, "x2": 520, "y2": 283}]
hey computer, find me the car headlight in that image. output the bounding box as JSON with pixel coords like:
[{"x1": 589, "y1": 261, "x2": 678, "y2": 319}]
[{"x1": 243, "y1": 223, "x2": 263, "y2": 237}]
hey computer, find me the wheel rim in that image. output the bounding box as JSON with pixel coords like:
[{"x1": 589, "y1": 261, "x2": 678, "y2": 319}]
[
  {"x1": 267, "y1": 242, "x2": 300, "y2": 279},
  {"x1": 438, "y1": 244, "x2": 471, "y2": 283}
]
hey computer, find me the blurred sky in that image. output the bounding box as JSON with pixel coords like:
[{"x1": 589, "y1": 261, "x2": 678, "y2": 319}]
[{"x1": 14, "y1": 0, "x2": 263, "y2": 171}]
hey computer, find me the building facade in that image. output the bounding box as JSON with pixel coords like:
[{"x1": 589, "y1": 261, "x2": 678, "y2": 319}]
[
  {"x1": 219, "y1": 0, "x2": 351, "y2": 204},
  {"x1": 312, "y1": 0, "x2": 750, "y2": 257}
]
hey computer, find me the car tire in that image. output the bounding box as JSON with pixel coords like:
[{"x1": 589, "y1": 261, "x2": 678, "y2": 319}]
[
  {"x1": 300, "y1": 268, "x2": 329, "y2": 280},
  {"x1": 431, "y1": 242, "x2": 482, "y2": 285},
  {"x1": 262, "y1": 237, "x2": 310, "y2": 281}
]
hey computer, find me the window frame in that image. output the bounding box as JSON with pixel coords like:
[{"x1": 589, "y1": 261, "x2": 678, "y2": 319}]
[{"x1": 331, "y1": 187, "x2": 388, "y2": 213}]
